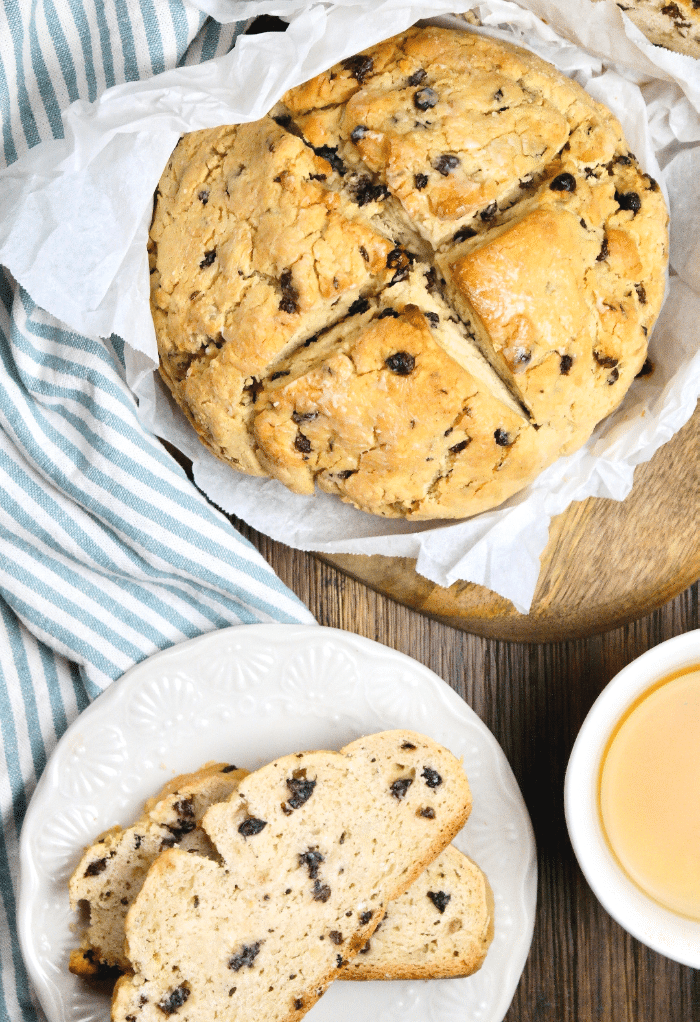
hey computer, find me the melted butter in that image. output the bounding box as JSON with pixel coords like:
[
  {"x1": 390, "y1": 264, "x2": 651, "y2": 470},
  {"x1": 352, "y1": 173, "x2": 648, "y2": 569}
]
[{"x1": 599, "y1": 666, "x2": 700, "y2": 920}]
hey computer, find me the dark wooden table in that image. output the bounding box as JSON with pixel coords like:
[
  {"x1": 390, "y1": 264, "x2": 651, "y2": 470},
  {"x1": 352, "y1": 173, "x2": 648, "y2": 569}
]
[{"x1": 235, "y1": 518, "x2": 700, "y2": 1021}]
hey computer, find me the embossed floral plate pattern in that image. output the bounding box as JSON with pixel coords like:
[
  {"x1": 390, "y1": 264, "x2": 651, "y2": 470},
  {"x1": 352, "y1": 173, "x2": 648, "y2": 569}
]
[{"x1": 19, "y1": 624, "x2": 536, "y2": 1022}]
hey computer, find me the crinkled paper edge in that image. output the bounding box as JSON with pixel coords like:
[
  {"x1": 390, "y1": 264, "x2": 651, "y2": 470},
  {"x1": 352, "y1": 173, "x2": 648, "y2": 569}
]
[{"x1": 1, "y1": 0, "x2": 699, "y2": 613}]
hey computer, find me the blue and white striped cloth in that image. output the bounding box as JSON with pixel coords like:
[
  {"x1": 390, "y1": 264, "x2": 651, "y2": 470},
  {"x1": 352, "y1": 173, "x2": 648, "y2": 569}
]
[{"x1": 0, "y1": 5, "x2": 315, "y2": 1020}]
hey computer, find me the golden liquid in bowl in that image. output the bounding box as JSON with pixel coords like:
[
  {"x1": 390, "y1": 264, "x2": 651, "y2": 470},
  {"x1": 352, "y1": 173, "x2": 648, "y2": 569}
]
[{"x1": 598, "y1": 665, "x2": 700, "y2": 920}]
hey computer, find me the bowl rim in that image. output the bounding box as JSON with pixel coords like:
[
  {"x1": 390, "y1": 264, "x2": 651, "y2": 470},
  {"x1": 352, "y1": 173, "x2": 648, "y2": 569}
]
[{"x1": 564, "y1": 628, "x2": 700, "y2": 966}]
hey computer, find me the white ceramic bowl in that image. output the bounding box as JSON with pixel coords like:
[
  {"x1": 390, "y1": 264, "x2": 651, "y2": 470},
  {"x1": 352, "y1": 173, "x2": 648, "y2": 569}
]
[{"x1": 565, "y1": 629, "x2": 700, "y2": 966}]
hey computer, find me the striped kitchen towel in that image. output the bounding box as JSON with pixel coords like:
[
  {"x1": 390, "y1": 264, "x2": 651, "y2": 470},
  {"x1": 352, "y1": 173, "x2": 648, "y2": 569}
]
[{"x1": 0, "y1": 4, "x2": 314, "y2": 1020}]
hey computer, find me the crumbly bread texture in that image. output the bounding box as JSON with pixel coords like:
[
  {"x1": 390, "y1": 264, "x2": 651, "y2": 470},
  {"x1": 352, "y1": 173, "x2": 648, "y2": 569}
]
[
  {"x1": 596, "y1": 0, "x2": 700, "y2": 58},
  {"x1": 69, "y1": 757, "x2": 491, "y2": 989},
  {"x1": 111, "y1": 731, "x2": 472, "y2": 1022},
  {"x1": 149, "y1": 26, "x2": 668, "y2": 520},
  {"x1": 68, "y1": 762, "x2": 245, "y2": 976},
  {"x1": 341, "y1": 843, "x2": 493, "y2": 980}
]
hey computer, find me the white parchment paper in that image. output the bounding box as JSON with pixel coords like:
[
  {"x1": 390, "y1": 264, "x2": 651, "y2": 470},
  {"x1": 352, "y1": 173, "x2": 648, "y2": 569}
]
[{"x1": 1, "y1": 0, "x2": 699, "y2": 613}]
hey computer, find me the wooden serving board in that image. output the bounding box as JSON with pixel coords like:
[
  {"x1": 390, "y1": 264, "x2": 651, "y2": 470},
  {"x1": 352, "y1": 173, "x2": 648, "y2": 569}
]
[{"x1": 317, "y1": 401, "x2": 700, "y2": 642}]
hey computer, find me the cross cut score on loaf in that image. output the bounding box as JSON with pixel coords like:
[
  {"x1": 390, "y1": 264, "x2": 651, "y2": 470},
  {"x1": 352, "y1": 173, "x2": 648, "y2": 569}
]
[
  {"x1": 111, "y1": 731, "x2": 473, "y2": 1022},
  {"x1": 149, "y1": 26, "x2": 668, "y2": 520}
]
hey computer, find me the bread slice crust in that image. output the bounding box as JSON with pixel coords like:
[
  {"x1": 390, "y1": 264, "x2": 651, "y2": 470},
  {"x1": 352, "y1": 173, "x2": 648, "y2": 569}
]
[
  {"x1": 112, "y1": 730, "x2": 472, "y2": 1022},
  {"x1": 69, "y1": 756, "x2": 491, "y2": 988},
  {"x1": 68, "y1": 762, "x2": 245, "y2": 973}
]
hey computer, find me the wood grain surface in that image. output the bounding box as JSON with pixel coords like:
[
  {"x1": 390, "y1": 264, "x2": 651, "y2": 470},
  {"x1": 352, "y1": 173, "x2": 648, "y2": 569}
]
[
  {"x1": 233, "y1": 515, "x2": 700, "y2": 1022},
  {"x1": 319, "y1": 401, "x2": 700, "y2": 642}
]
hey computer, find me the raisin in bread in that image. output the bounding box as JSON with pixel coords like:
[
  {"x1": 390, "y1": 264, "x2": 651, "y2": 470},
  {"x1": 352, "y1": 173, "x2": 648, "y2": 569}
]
[
  {"x1": 252, "y1": 267, "x2": 561, "y2": 517},
  {"x1": 595, "y1": 0, "x2": 700, "y2": 58},
  {"x1": 149, "y1": 26, "x2": 668, "y2": 520},
  {"x1": 70, "y1": 759, "x2": 491, "y2": 988},
  {"x1": 111, "y1": 730, "x2": 472, "y2": 1022},
  {"x1": 69, "y1": 762, "x2": 245, "y2": 976},
  {"x1": 341, "y1": 843, "x2": 493, "y2": 980}
]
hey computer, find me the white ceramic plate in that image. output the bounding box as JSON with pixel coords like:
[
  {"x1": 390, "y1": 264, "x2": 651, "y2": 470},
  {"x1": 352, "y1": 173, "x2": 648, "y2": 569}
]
[{"x1": 19, "y1": 624, "x2": 536, "y2": 1022}]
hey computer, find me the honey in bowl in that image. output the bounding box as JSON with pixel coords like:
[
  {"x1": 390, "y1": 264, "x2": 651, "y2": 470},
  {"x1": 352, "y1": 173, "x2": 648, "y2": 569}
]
[{"x1": 598, "y1": 665, "x2": 700, "y2": 920}]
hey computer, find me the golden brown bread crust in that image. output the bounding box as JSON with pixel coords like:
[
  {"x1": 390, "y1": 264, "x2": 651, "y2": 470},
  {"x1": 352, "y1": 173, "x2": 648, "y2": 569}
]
[
  {"x1": 149, "y1": 26, "x2": 668, "y2": 520},
  {"x1": 151, "y1": 120, "x2": 395, "y2": 477},
  {"x1": 252, "y1": 285, "x2": 552, "y2": 518}
]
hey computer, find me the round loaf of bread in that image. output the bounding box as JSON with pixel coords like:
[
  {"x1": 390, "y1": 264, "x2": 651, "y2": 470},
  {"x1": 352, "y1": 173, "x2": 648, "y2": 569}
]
[{"x1": 149, "y1": 26, "x2": 668, "y2": 520}]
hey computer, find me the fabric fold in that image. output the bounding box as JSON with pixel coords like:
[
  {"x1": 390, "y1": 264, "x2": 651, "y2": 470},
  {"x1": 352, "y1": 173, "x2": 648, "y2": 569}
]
[{"x1": 0, "y1": 7, "x2": 314, "y2": 1021}]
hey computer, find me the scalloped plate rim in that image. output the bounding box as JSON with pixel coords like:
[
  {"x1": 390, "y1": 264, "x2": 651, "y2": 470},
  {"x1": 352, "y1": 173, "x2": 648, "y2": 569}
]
[{"x1": 18, "y1": 623, "x2": 536, "y2": 1022}]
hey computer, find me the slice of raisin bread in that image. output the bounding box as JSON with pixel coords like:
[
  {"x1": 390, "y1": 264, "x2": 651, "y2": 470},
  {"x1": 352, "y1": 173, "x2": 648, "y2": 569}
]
[
  {"x1": 70, "y1": 759, "x2": 491, "y2": 987},
  {"x1": 69, "y1": 762, "x2": 245, "y2": 976},
  {"x1": 341, "y1": 844, "x2": 493, "y2": 980},
  {"x1": 112, "y1": 730, "x2": 472, "y2": 1022}
]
